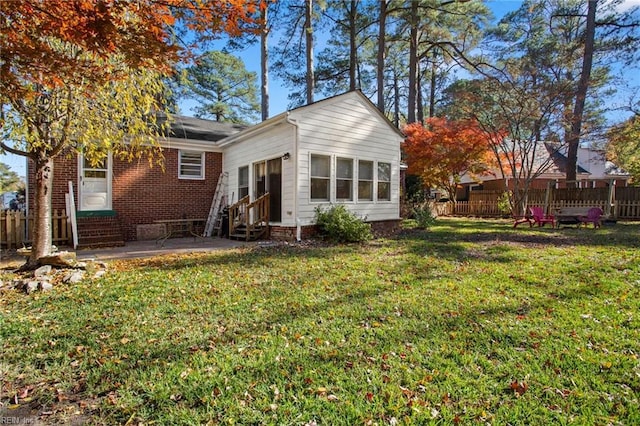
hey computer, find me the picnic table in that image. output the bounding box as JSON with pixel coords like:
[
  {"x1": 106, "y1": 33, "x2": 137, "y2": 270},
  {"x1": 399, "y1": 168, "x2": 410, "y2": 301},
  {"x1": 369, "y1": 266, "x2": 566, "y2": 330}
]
[
  {"x1": 154, "y1": 218, "x2": 206, "y2": 246},
  {"x1": 554, "y1": 207, "x2": 601, "y2": 228}
]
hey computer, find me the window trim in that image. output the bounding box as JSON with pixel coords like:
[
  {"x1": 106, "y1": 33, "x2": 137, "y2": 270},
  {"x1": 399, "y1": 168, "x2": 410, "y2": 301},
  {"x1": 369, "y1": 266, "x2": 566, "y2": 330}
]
[
  {"x1": 238, "y1": 165, "x2": 249, "y2": 199},
  {"x1": 358, "y1": 159, "x2": 374, "y2": 202},
  {"x1": 377, "y1": 161, "x2": 392, "y2": 202},
  {"x1": 336, "y1": 157, "x2": 354, "y2": 202},
  {"x1": 178, "y1": 150, "x2": 205, "y2": 180},
  {"x1": 310, "y1": 154, "x2": 331, "y2": 202}
]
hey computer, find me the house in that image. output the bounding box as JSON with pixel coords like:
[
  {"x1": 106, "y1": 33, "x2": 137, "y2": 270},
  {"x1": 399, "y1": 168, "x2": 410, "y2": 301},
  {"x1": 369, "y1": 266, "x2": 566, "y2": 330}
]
[
  {"x1": 456, "y1": 142, "x2": 630, "y2": 200},
  {"x1": 28, "y1": 91, "x2": 404, "y2": 247}
]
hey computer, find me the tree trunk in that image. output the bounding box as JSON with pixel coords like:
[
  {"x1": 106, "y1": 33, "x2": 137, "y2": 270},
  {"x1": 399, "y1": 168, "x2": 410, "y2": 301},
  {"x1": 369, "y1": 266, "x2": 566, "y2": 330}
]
[
  {"x1": 566, "y1": 0, "x2": 597, "y2": 184},
  {"x1": 261, "y1": 6, "x2": 269, "y2": 121},
  {"x1": 305, "y1": 0, "x2": 314, "y2": 105},
  {"x1": 349, "y1": 0, "x2": 357, "y2": 92},
  {"x1": 429, "y1": 56, "x2": 437, "y2": 118},
  {"x1": 417, "y1": 64, "x2": 424, "y2": 124},
  {"x1": 407, "y1": 0, "x2": 419, "y2": 123},
  {"x1": 393, "y1": 69, "x2": 400, "y2": 127},
  {"x1": 27, "y1": 156, "x2": 54, "y2": 268},
  {"x1": 377, "y1": 0, "x2": 387, "y2": 112}
]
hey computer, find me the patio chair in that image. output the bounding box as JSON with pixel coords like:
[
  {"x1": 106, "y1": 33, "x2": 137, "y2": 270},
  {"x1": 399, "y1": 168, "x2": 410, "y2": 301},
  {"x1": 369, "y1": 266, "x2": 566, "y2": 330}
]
[
  {"x1": 529, "y1": 206, "x2": 555, "y2": 228},
  {"x1": 578, "y1": 207, "x2": 603, "y2": 228}
]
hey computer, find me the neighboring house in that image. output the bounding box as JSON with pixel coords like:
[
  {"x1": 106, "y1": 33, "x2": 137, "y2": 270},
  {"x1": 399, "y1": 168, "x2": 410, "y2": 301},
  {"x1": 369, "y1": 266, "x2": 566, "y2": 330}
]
[
  {"x1": 28, "y1": 90, "x2": 404, "y2": 247},
  {"x1": 457, "y1": 142, "x2": 630, "y2": 200}
]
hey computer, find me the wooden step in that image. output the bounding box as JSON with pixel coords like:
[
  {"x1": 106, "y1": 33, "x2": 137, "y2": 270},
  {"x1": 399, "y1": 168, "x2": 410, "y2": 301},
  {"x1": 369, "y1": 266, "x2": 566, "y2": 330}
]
[{"x1": 228, "y1": 225, "x2": 268, "y2": 241}]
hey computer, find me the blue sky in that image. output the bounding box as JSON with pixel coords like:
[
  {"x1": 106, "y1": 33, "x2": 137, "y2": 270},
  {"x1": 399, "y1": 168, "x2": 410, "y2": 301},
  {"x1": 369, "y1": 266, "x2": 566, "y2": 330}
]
[{"x1": 2, "y1": 0, "x2": 638, "y2": 180}]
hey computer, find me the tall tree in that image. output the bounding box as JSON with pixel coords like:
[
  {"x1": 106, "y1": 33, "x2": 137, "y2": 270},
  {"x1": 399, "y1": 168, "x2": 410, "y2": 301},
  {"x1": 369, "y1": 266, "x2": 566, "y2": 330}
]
[
  {"x1": 377, "y1": 0, "x2": 388, "y2": 112},
  {"x1": 260, "y1": 4, "x2": 270, "y2": 120},
  {"x1": 305, "y1": 0, "x2": 316, "y2": 104},
  {"x1": 225, "y1": 1, "x2": 280, "y2": 121},
  {"x1": 271, "y1": 1, "x2": 326, "y2": 108},
  {"x1": 176, "y1": 51, "x2": 260, "y2": 123},
  {"x1": 486, "y1": 0, "x2": 639, "y2": 184},
  {"x1": 390, "y1": 0, "x2": 489, "y2": 125},
  {"x1": 315, "y1": 1, "x2": 378, "y2": 97}
]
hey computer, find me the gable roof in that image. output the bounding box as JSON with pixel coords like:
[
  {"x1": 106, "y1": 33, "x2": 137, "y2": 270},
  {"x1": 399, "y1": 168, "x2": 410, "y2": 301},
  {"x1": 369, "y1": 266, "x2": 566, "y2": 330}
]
[
  {"x1": 545, "y1": 143, "x2": 590, "y2": 175},
  {"x1": 218, "y1": 90, "x2": 404, "y2": 147}
]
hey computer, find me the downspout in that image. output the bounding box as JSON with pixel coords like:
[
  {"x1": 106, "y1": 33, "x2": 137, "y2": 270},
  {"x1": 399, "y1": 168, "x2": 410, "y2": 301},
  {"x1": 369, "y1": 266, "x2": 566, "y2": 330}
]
[{"x1": 285, "y1": 112, "x2": 301, "y2": 241}]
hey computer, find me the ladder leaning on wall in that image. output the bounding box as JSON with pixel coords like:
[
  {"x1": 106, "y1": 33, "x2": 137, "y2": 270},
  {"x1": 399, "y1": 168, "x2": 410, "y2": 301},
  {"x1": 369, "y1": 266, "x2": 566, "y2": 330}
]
[{"x1": 203, "y1": 172, "x2": 228, "y2": 237}]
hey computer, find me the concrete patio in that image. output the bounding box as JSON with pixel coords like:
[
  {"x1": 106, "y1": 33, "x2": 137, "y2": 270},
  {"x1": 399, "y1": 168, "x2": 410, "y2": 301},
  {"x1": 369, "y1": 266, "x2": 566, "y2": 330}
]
[{"x1": 1, "y1": 236, "x2": 250, "y2": 267}]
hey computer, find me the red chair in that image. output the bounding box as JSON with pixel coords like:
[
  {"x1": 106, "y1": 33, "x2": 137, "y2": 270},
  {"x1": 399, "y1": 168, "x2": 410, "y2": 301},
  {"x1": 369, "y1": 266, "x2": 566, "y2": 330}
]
[
  {"x1": 529, "y1": 206, "x2": 555, "y2": 228},
  {"x1": 578, "y1": 207, "x2": 603, "y2": 228}
]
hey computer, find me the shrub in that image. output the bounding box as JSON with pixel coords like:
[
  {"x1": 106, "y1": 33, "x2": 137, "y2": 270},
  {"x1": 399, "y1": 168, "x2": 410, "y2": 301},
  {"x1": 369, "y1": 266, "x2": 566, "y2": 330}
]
[
  {"x1": 412, "y1": 203, "x2": 437, "y2": 229},
  {"x1": 314, "y1": 205, "x2": 372, "y2": 243},
  {"x1": 497, "y1": 191, "x2": 513, "y2": 216}
]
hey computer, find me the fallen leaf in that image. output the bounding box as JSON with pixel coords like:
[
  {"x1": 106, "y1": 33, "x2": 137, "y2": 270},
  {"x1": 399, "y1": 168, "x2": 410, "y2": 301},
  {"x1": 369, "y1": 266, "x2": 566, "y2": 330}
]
[{"x1": 510, "y1": 380, "x2": 528, "y2": 396}]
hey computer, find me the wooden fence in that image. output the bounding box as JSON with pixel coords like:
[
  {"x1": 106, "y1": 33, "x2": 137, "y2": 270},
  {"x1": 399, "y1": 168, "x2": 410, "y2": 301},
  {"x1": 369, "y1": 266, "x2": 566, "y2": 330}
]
[
  {"x1": 430, "y1": 186, "x2": 640, "y2": 220},
  {"x1": 0, "y1": 210, "x2": 71, "y2": 249}
]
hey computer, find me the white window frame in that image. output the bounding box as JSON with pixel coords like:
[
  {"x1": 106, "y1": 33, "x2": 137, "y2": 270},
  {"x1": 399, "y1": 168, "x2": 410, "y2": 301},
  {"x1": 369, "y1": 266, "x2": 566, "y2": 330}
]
[
  {"x1": 336, "y1": 157, "x2": 354, "y2": 202},
  {"x1": 178, "y1": 150, "x2": 205, "y2": 180},
  {"x1": 310, "y1": 154, "x2": 331, "y2": 202},
  {"x1": 238, "y1": 165, "x2": 249, "y2": 199},
  {"x1": 358, "y1": 159, "x2": 374, "y2": 202},
  {"x1": 377, "y1": 162, "x2": 391, "y2": 201}
]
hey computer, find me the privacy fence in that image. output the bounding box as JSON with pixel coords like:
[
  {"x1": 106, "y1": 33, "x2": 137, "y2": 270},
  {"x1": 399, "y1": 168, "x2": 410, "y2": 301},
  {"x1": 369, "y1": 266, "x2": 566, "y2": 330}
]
[
  {"x1": 429, "y1": 186, "x2": 640, "y2": 220},
  {"x1": 0, "y1": 210, "x2": 71, "y2": 250}
]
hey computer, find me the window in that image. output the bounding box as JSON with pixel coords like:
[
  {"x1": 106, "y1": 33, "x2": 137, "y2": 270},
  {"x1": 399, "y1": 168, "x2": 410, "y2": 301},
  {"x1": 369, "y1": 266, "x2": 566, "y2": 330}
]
[
  {"x1": 358, "y1": 160, "x2": 373, "y2": 201},
  {"x1": 238, "y1": 166, "x2": 249, "y2": 199},
  {"x1": 179, "y1": 150, "x2": 204, "y2": 179},
  {"x1": 336, "y1": 157, "x2": 353, "y2": 201},
  {"x1": 377, "y1": 162, "x2": 391, "y2": 201},
  {"x1": 310, "y1": 154, "x2": 330, "y2": 201}
]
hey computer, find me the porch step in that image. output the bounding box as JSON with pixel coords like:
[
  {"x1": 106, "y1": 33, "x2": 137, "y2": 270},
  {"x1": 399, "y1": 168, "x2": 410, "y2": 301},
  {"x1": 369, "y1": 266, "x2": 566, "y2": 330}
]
[
  {"x1": 228, "y1": 225, "x2": 269, "y2": 241},
  {"x1": 76, "y1": 216, "x2": 125, "y2": 249}
]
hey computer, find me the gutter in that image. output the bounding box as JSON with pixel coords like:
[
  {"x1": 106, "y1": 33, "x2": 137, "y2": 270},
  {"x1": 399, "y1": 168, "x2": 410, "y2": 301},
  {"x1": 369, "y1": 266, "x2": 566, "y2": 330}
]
[{"x1": 285, "y1": 112, "x2": 301, "y2": 241}]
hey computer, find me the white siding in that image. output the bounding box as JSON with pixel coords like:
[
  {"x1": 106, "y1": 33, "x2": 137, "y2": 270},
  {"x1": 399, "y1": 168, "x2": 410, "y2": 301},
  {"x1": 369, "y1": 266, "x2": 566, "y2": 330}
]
[
  {"x1": 222, "y1": 91, "x2": 403, "y2": 228},
  {"x1": 223, "y1": 122, "x2": 297, "y2": 225},
  {"x1": 291, "y1": 94, "x2": 402, "y2": 225}
]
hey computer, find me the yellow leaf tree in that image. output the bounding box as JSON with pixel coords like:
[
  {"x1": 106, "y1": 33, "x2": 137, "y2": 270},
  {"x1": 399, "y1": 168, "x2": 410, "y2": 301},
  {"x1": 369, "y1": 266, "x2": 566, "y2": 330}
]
[{"x1": 1, "y1": 45, "x2": 168, "y2": 268}]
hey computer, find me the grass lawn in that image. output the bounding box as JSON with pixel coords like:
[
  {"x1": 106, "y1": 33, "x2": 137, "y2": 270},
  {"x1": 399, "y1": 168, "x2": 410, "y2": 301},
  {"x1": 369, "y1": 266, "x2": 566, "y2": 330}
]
[{"x1": 1, "y1": 218, "x2": 639, "y2": 425}]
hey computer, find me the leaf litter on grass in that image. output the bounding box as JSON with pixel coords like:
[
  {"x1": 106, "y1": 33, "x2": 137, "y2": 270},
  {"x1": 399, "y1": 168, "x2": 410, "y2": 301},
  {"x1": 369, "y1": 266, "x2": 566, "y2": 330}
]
[{"x1": 1, "y1": 218, "x2": 639, "y2": 424}]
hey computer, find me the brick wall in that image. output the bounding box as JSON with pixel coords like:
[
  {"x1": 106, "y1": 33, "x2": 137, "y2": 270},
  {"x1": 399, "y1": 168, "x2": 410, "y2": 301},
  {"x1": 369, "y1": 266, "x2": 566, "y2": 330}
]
[
  {"x1": 113, "y1": 150, "x2": 222, "y2": 240},
  {"x1": 269, "y1": 225, "x2": 318, "y2": 241},
  {"x1": 29, "y1": 150, "x2": 223, "y2": 241}
]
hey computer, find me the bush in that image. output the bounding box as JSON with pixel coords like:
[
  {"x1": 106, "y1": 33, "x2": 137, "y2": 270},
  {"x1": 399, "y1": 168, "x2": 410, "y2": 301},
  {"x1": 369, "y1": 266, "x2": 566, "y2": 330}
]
[
  {"x1": 497, "y1": 191, "x2": 513, "y2": 216},
  {"x1": 314, "y1": 205, "x2": 372, "y2": 243},
  {"x1": 412, "y1": 203, "x2": 437, "y2": 229}
]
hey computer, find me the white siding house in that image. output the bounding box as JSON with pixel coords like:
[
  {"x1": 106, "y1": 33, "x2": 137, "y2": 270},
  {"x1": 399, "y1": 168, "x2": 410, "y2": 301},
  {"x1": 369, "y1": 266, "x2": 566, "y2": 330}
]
[{"x1": 219, "y1": 91, "x2": 404, "y2": 240}]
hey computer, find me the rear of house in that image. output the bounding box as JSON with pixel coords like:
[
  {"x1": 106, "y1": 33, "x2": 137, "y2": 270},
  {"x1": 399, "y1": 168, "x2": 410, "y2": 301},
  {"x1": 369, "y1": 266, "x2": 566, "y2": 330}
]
[{"x1": 27, "y1": 91, "x2": 403, "y2": 247}]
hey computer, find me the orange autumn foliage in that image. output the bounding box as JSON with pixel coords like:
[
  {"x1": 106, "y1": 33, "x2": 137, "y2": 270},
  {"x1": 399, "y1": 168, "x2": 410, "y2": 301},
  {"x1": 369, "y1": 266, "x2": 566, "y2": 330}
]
[
  {"x1": 0, "y1": 0, "x2": 264, "y2": 96},
  {"x1": 403, "y1": 118, "x2": 497, "y2": 200}
]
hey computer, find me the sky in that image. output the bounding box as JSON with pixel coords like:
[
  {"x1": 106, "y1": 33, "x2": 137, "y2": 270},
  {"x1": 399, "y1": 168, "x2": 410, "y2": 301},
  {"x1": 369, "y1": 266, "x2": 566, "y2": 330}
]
[{"x1": 2, "y1": 0, "x2": 639, "y2": 181}]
